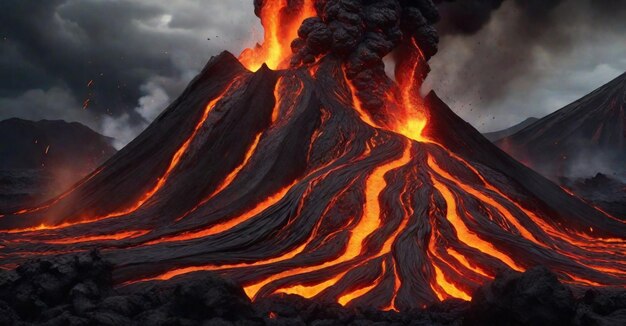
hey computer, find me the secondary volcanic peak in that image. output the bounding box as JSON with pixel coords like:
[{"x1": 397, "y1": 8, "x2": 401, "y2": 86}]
[
  {"x1": 496, "y1": 71, "x2": 626, "y2": 179},
  {"x1": 1, "y1": 0, "x2": 626, "y2": 312}
]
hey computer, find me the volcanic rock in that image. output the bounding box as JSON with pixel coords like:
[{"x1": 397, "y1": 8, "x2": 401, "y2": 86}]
[
  {"x1": 558, "y1": 173, "x2": 626, "y2": 219},
  {"x1": 0, "y1": 52, "x2": 624, "y2": 312},
  {"x1": 290, "y1": 0, "x2": 440, "y2": 113},
  {"x1": 465, "y1": 266, "x2": 574, "y2": 325},
  {"x1": 496, "y1": 72, "x2": 626, "y2": 181},
  {"x1": 1, "y1": 253, "x2": 625, "y2": 325},
  {"x1": 0, "y1": 251, "x2": 261, "y2": 325}
]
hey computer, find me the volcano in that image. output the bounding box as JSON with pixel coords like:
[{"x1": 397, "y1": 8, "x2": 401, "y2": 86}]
[
  {"x1": 483, "y1": 117, "x2": 539, "y2": 142},
  {"x1": 496, "y1": 72, "x2": 626, "y2": 180},
  {"x1": 1, "y1": 0, "x2": 625, "y2": 312}
]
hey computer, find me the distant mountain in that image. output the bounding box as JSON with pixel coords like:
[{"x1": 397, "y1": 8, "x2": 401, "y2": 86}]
[
  {"x1": 0, "y1": 118, "x2": 116, "y2": 210},
  {"x1": 0, "y1": 118, "x2": 116, "y2": 171},
  {"x1": 483, "y1": 117, "x2": 539, "y2": 141},
  {"x1": 496, "y1": 72, "x2": 626, "y2": 180}
]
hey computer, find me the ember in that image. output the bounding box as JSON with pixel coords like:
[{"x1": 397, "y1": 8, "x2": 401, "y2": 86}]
[{"x1": 0, "y1": 0, "x2": 624, "y2": 312}]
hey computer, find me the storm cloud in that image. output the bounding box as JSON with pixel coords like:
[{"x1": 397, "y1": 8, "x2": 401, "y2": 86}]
[
  {"x1": 0, "y1": 0, "x2": 625, "y2": 147},
  {"x1": 0, "y1": 0, "x2": 256, "y2": 147},
  {"x1": 427, "y1": 0, "x2": 626, "y2": 132}
]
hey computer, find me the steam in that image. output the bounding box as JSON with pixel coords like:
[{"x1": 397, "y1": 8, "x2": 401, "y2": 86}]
[
  {"x1": 101, "y1": 79, "x2": 171, "y2": 149},
  {"x1": 426, "y1": 0, "x2": 626, "y2": 131},
  {"x1": 135, "y1": 81, "x2": 171, "y2": 122},
  {"x1": 567, "y1": 149, "x2": 626, "y2": 182}
]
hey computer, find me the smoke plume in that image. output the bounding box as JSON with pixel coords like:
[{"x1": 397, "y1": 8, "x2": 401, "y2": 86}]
[
  {"x1": 252, "y1": 0, "x2": 442, "y2": 113},
  {"x1": 426, "y1": 0, "x2": 626, "y2": 131}
]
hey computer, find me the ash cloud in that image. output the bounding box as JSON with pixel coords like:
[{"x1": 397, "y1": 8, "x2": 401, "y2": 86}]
[
  {"x1": 0, "y1": 0, "x2": 256, "y2": 148},
  {"x1": 436, "y1": 0, "x2": 506, "y2": 35},
  {"x1": 288, "y1": 0, "x2": 440, "y2": 113},
  {"x1": 1, "y1": 0, "x2": 624, "y2": 144},
  {"x1": 425, "y1": 0, "x2": 626, "y2": 132}
]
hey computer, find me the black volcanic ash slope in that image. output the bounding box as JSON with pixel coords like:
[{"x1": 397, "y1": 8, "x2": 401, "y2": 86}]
[
  {"x1": 2, "y1": 251, "x2": 625, "y2": 325},
  {"x1": 496, "y1": 72, "x2": 626, "y2": 180},
  {"x1": 0, "y1": 52, "x2": 625, "y2": 310}
]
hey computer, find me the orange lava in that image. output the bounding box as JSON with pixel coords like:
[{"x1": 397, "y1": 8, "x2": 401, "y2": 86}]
[
  {"x1": 145, "y1": 181, "x2": 297, "y2": 245},
  {"x1": 210, "y1": 132, "x2": 263, "y2": 198},
  {"x1": 239, "y1": 0, "x2": 316, "y2": 71},
  {"x1": 44, "y1": 230, "x2": 149, "y2": 244},
  {"x1": 5, "y1": 78, "x2": 242, "y2": 233},
  {"x1": 338, "y1": 260, "x2": 387, "y2": 306},
  {"x1": 5, "y1": 11, "x2": 626, "y2": 311},
  {"x1": 429, "y1": 164, "x2": 525, "y2": 272},
  {"x1": 391, "y1": 38, "x2": 429, "y2": 142},
  {"x1": 248, "y1": 142, "x2": 413, "y2": 300}
]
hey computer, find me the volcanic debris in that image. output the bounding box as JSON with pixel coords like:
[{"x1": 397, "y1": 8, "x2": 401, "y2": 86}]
[{"x1": 1, "y1": 252, "x2": 625, "y2": 325}]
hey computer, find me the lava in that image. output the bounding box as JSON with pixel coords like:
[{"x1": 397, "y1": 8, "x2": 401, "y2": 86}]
[
  {"x1": 1, "y1": 0, "x2": 625, "y2": 312},
  {"x1": 239, "y1": 0, "x2": 315, "y2": 71}
]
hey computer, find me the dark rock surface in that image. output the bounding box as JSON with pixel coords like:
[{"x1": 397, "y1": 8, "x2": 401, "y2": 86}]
[
  {"x1": 465, "y1": 266, "x2": 575, "y2": 325},
  {"x1": 560, "y1": 173, "x2": 626, "y2": 219},
  {"x1": 495, "y1": 71, "x2": 626, "y2": 181},
  {"x1": 0, "y1": 253, "x2": 624, "y2": 325}
]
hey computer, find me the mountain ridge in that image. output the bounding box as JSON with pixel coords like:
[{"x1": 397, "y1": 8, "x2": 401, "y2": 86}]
[{"x1": 495, "y1": 72, "x2": 626, "y2": 180}]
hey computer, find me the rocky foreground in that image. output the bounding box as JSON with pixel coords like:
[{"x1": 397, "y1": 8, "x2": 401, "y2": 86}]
[{"x1": 0, "y1": 251, "x2": 624, "y2": 326}]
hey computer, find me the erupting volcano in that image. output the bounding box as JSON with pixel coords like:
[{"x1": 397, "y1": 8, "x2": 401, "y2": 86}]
[{"x1": 1, "y1": 0, "x2": 625, "y2": 312}]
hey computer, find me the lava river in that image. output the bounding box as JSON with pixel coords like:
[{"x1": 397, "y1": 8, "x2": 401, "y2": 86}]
[{"x1": 1, "y1": 0, "x2": 626, "y2": 312}]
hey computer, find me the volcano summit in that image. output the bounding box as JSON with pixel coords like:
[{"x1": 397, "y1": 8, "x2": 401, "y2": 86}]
[{"x1": 1, "y1": 0, "x2": 625, "y2": 311}]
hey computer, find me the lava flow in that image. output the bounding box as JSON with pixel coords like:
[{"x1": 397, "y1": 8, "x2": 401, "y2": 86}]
[
  {"x1": 239, "y1": 0, "x2": 316, "y2": 71},
  {"x1": 1, "y1": 0, "x2": 625, "y2": 312}
]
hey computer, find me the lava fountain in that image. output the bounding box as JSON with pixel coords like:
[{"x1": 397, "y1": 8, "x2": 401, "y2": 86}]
[{"x1": 0, "y1": 0, "x2": 625, "y2": 311}]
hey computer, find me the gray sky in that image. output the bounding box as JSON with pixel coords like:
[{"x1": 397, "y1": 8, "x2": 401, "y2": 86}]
[
  {"x1": 427, "y1": 0, "x2": 626, "y2": 132},
  {"x1": 1, "y1": 0, "x2": 625, "y2": 147}
]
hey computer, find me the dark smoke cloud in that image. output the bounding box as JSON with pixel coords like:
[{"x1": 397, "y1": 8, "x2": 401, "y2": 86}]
[
  {"x1": 286, "y1": 0, "x2": 440, "y2": 113},
  {"x1": 435, "y1": 0, "x2": 505, "y2": 35},
  {"x1": 425, "y1": 0, "x2": 626, "y2": 132},
  {"x1": 0, "y1": 0, "x2": 255, "y2": 148},
  {"x1": 435, "y1": 0, "x2": 566, "y2": 35},
  {"x1": 1, "y1": 0, "x2": 624, "y2": 145}
]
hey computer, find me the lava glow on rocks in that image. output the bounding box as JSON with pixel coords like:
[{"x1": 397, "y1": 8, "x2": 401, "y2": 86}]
[{"x1": 1, "y1": 0, "x2": 625, "y2": 312}]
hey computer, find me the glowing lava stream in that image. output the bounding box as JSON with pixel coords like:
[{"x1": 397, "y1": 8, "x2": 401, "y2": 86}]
[
  {"x1": 171, "y1": 131, "x2": 264, "y2": 223},
  {"x1": 4, "y1": 78, "x2": 243, "y2": 233},
  {"x1": 144, "y1": 77, "x2": 297, "y2": 243},
  {"x1": 43, "y1": 230, "x2": 150, "y2": 245},
  {"x1": 239, "y1": 0, "x2": 316, "y2": 71},
  {"x1": 7, "y1": 169, "x2": 103, "y2": 216},
  {"x1": 126, "y1": 141, "x2": 414, "y2": 305},
  {"x1": 145, "y1": 181, "x2": 297, "y2": 245},
  {"x1": 338, "y1": 260, "x2": 387, "y2": 306},
  {"x1": 125, "y1": 140, "x2": 373, "y2": 284},
  {"x1": 427, "y1": 233, "x2": 472, "y2": 301},
  {"x1": 244, "y1": 142, "x2": 413, "y2": 300},
  {"x1": 170, "y1": 76, "x2": 288, "y2": 224},
  {"x1": 430, "y1": 151, "x2": 626, "y2": 262}
]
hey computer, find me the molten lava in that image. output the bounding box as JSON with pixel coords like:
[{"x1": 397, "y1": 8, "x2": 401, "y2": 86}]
[
  {"x1": 239, "y1": 0, "x2": 315, "y2": 71},
  {"x1": 1, "y1": 1, "x2": 625, "y2": 313}
]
